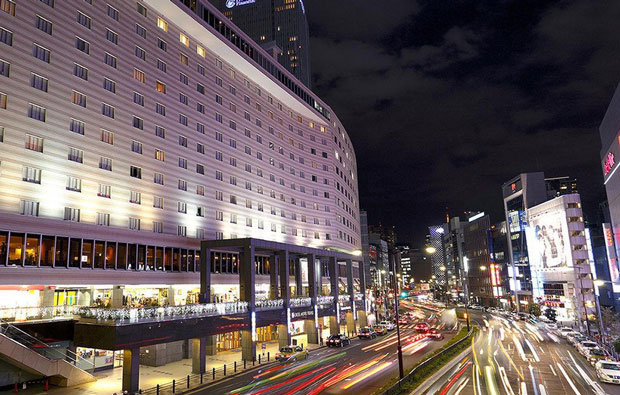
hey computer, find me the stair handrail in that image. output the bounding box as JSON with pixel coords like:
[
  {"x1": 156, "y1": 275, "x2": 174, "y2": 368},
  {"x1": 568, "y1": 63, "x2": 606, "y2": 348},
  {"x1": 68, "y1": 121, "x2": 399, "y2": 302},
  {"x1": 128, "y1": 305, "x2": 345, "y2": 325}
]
[{"x1": 0, "y1": 318, "x2": 95, "y2": 370}]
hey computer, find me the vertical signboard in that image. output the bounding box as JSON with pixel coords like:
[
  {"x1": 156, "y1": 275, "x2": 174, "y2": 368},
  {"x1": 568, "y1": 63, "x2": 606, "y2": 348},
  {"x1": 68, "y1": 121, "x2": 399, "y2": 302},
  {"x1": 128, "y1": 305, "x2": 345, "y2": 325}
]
[{"x1": 603, "y1": 223, "x2": 620, "y2": 287}]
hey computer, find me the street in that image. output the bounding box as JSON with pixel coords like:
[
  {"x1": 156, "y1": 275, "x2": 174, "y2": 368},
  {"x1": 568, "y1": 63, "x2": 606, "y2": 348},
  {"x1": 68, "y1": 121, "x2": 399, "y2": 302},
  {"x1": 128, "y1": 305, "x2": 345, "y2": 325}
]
[
  {"x1": 421, "y1": 310, "x2": 620, "y2": 395},
  {"x1": 187, "y1": 305, "x2": 456, "y2": 395}
]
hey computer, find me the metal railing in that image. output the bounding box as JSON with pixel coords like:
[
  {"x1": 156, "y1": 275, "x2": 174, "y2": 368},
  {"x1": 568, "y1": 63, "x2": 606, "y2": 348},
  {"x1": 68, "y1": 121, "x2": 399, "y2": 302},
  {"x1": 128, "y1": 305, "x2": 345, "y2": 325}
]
[
  {"x1": 141, "y1": 352, "x2": 273, "y2": 395},
  {"x1": 0, "y1": 305, "x2": 81, "y2": 322},
  {"x1": 382, "y1": 327, "x2": 474, "y2": 395},
  {"x1": 0, "y1": 318, "x2": 95, "y2": 371}
]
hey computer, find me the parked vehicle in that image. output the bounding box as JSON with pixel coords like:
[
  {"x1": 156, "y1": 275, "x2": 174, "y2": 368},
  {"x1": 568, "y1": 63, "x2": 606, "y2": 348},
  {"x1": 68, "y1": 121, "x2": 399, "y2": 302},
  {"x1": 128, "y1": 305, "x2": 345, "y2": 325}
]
[
  {"x1": 558, "y1": 327, "x2": 573, "y2": 338},
  {"x1": 577, "y1": 341, "x2": 599, "y2": 356},
  {"x1": 326, "y1": 334, "x2": 351, "y2": 347},
  {"x1": 415, "y1": 322, "x2": 430, "y2": 333},
  {"x1": 275, "y1": 346, "x2": 308, "y2": 362},
  {"x1": 358, "y1": 327, "x2": 377, "y2": 339},
  {"x1": 380, "y1": 321, "x2": 395, "y2": 331},
  {"x1": 596, "y1": 361, "x2": 620, "y2": 384},
  {"x1": 373, "y1": 325, "x2": 388, "y2": 336},
  {"x1": 545, "y1": 322, "x2": 558, "y2": 330},
  {"x1": 587, "y1": 348, "x2": 609, "y2": 365},
  {"x1": 426, "y1": 328, "x2": 444, "y2": 340},
  {"x1": 567, "y1": 333, "x2": 586, "y2": 347}
]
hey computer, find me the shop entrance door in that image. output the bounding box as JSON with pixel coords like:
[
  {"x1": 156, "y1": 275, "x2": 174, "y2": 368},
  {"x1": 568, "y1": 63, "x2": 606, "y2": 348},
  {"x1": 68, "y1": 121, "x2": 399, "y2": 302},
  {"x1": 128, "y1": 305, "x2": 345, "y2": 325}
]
[{"x1": 54, "y1": 290, "x2": 77, "y2": 306}]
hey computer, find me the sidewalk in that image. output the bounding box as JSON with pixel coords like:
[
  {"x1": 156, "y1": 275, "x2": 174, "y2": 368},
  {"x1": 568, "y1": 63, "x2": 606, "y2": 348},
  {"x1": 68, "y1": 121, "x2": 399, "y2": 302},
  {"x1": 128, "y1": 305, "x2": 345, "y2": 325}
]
[{"x1": 4, "y1": 335, "x2": 321, "y2": 395}]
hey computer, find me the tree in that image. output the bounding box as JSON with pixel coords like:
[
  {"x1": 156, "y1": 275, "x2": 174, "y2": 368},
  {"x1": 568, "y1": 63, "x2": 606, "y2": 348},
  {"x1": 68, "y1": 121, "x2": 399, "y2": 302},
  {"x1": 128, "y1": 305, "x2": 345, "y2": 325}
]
[
  {"x1": 614, "y1": 338, "x2": 620, "y2": 355},
  {"x1": 544, "y1": 307, "x2": 556, "y2": 322},
  {"x1": 529, "y1": 303, "x2": 541, "y2": 317},
  {"x1": 601, "y1": 307, "x2": 620, "y2": 339}
]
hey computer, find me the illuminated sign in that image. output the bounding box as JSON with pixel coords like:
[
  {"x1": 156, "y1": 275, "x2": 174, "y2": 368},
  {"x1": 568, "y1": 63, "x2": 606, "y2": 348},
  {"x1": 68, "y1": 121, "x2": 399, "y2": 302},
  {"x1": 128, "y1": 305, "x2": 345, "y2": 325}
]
[
  {"x1": 489, "y1": 264, "x2": 501, "y2": 287},
  {"x1": 603, "y1": 223, "x2": 620, "y2": 284},
  {"x1": 226, "y1": 0, "x2": 255, "y2": 8},
  {"x1": 299, "y1": 0, "x2": 305, "y2": 14},
  {"x1": 604, "y1": 152, "x2": 616, "y2": 176},
  {"x1": 511, "y1": 183, "x2": 517, "y2": 192}
]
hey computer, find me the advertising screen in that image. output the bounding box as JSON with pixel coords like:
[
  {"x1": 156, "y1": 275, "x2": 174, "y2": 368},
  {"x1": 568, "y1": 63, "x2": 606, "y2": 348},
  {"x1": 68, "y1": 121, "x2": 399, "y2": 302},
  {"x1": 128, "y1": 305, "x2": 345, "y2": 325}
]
[{"x1": 526, "y1": 209, "x2": 572, "y2": 270}]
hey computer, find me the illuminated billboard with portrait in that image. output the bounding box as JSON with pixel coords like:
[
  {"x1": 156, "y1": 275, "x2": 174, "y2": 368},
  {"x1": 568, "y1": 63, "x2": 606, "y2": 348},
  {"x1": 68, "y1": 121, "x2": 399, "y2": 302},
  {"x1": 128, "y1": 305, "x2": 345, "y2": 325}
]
[{"x1": 526, "y1": 210, "x2": 573, "y2": 270}]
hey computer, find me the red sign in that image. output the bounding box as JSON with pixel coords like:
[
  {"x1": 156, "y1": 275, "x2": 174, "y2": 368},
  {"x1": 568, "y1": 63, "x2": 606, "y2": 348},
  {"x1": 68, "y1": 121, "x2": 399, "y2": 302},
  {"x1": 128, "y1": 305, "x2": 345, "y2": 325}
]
[
  {"x1": 606, "y1": 227, "x2": 614, "y2": 247},
  {"x1": 489, "y1": 264, "x2": 501, "y2": 287},
  {"x1": 511, "y1": 183, "x2": 517, "y2": 192},
  {"x1": 604, "y1": 152, "x2": 616, "y2": 176}
]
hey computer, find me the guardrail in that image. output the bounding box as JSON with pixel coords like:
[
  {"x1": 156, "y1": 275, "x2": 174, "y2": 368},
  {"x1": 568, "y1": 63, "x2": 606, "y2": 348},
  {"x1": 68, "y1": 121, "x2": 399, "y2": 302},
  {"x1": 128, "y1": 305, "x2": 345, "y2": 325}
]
[
  {"x1": 0, "y1": 305, "x2": 82, "y2": 322},
  {"x1": 382, "y1": 327, "x2": 474, "y2": 395}
]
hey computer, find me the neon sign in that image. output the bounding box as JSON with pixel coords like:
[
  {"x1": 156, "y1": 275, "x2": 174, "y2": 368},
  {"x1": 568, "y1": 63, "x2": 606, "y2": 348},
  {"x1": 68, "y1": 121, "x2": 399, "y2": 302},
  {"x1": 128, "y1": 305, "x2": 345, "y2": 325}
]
[
  {"x1": 226, "y1": 0, "x2": 255, "y2": 8},
  {"x1": 604, "y1": 152, "x2": 616, "y2": 176}
]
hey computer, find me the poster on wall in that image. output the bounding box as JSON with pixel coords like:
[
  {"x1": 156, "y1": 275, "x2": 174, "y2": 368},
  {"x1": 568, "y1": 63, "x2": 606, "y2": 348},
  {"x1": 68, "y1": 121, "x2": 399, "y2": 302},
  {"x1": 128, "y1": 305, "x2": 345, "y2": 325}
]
[
  {"x1": 526, "y1": 209, "x2": 573, "y2": 270},
  {"x1": 603, "y1": 223, "x2": 620, "y2": 284}
]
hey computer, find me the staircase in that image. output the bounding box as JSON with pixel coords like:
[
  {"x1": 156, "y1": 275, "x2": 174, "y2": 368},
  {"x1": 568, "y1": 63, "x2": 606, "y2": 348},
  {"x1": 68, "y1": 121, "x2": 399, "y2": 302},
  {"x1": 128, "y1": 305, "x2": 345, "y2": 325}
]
[{"x1": 0, "y1": 319, "x2": 96, "y2": 387}]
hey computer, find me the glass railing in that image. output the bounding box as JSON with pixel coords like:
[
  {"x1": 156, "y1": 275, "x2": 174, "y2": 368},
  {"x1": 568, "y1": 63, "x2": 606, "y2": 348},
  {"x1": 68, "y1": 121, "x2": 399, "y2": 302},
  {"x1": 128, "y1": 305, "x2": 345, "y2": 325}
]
[
  {"x1": 289, "y1": 297, "x2": 312, "y2": 308},
  {"x1": 0, "y1": 305, "x2": 81, "y2": 323},
  {"x1": 254, "y1": 299, "x2": 284, "y2": 311}
]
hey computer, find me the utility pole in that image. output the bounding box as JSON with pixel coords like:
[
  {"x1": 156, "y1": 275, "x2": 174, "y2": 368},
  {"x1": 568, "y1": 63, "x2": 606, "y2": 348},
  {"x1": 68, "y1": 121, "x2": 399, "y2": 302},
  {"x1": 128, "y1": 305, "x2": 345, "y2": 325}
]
[{"x1": 391, "y1": 255, "x2": 404, "y2": 379}]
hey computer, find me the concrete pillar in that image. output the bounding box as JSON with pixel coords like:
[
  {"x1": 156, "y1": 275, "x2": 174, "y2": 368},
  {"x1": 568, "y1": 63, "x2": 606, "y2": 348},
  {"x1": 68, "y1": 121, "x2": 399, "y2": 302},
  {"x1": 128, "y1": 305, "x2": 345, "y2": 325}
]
[
  {"x1": 269, "y1": 254, "x2": 278, "y2": 299},
  {"x1": 206, "y1": 335, "x2": 217, "y2": 356},
  {"x1": 278, "y1": 324, "x2": 291, "y2": 348},
  {"x1": 279, "y1": 250, "x2": 290, "y2": 301},
  {"x1": 329, "y1": 316, "x2": 339, "y2": 335},
  {"x1": 199, "y1": 246, "x2": 212, "y2": 303},
  {"x1": 241, "y1": 330, "x2": 256, "y2": 362},
  {"x1": 41, "y1": 287, "x2": 54, "y2": 307},
  {"x1": 122, "y1": 348, "x2": 140, "y2": 394},
  {"x1": 304, "y1": 319, "x2": 319, "y2": 344},
  {"x1": 167, "y1": 286, "x2": 176, "y2": 306},
  {"x1": 295, "y1": 257, "x2": 303, "y2": 296},
  {"x1": 358, "y1": 260, "x2": 368, "y2": 312},
  {"x1": 111, "y1": 285, "x2": 123, "y2": 308},
  {"x1": 346, "y1": 312, "x2": 356, "y2": 334},
  {"x1": 192, "y1": 338, "x2": 206, "y2": 374},
  {"x1": 357, "y1": 310, "x2": 368, "y2": 328},
  {"x1": 240, "y1": 242, "x2": 256, "y2": 362},
  {"x1": 77, "y1": 288, "x2": 92, "y2": 306}
]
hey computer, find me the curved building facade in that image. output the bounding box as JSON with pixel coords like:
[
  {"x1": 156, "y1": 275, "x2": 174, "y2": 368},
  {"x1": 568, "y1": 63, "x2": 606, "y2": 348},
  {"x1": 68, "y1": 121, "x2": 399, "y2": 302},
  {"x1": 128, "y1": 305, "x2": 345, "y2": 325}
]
[{"x1": 0, "y1": 0, "x2": 361, "y2": 286}]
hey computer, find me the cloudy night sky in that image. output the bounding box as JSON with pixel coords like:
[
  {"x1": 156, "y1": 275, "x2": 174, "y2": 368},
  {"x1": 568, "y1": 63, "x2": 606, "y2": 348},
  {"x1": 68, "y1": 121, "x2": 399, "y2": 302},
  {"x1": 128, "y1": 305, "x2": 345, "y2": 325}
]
[{"x1": 305, "y1": 0, "x2": 619, "y2": 246}]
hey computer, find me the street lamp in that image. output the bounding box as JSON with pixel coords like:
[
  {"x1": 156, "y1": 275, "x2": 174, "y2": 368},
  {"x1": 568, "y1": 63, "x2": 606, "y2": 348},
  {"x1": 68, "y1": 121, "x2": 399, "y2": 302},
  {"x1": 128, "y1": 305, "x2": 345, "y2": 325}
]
[{"x1": 425, "y1": 246, "x2": 437, "y2": 254}]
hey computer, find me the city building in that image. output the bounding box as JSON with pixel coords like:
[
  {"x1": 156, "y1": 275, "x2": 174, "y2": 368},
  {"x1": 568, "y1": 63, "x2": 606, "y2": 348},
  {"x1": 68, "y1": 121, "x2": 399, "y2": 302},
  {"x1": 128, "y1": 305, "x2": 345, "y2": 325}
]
[
  {"x1": 545, "y1": 176, "x2": 578, "y2": 198},
  {"x1": 489, "y1": 221, "x2": 510, "y2": 308},
  {"x1": 428, "y1": 224, "x2": 448, "y2": 286},
  {"x1": 463, "y1": 214, "x2": 494, "y2": 306},
  {"x1": 443, "y1": 217, "x2": 465, "y2": 301},
  {"x1": 208, "y1": 0, "x2": 311, "y2": 87},
  {"x1": 0, "y1": 0, "x2": 362, "y2": 389}
]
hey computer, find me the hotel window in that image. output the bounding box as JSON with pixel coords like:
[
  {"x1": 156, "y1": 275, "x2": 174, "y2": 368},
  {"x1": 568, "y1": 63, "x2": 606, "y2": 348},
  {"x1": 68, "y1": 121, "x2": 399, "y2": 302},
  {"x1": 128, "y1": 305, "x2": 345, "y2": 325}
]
[
  {"x1": 128, "y1": 217, "x2": 140, "y2": 230},
  {"x1": 215, "y1": 191, "x2": 223, "y2": 200},
  {"x1": 246, "y1": 199, "x2": 252, "y2": 208},
  {"x1": 178, "y1": 201, "x2": 187, "y2": 213},
  {"x1": 133, "y1": 92, "x2": 145, "y2": 106},
  {"x1": 215, "y1": 59, "x2": 222, "y2": 69},
  {"x1": 130, "y1": 191, "x2": 141, "y2": 204},
  {"x1": 258, "y1": 220, "x2": 264, "y2": 229},
  {"x1": 179, "y1": 73, "x2": 189, "y2": 85},
  {"x1": 133, "y1": 116, "x2": 143, "y2": 129},
  {"x1": 106, "y1": 5, "x2": 119, "y2": 20},
  {"x1": 179, "y1": 157, "x2": 188, "y2": 169},
  {"x1": 229, "y1": 85, "x2": 236, "y2": 95},
  {"x1": 180, "y1": 33, "x2": 189, "y2": 47},
  {"x1": 66, "y1": 176, "x2": 81, "y2": 192},
  {"x1": 30, "y1": 73, "x2": 48, "y2": 92},
  {"x1": 244, "y1": 95, "x2": 250, "y2": 104},
  {"x1": 36, "y1": 16, "x2": 52, "y2": 35},
  {"x1": 215, "y1": 151, "x2": 222, "y2": 161},
  {"x1": 131, "y1": 140, "x2": 143, "y2": 154},
  {"x1": 70, "y1": 119, "x2": 85, "y2": 135},
  {"x1": 153, "y1": 222, "x2": 163, "y2": 233},
  {"x1": 230, "y1": 176, "x2": 237, "y2": 186},
  {"x1": 196, "y1": 228, "x2": 205, "y2": 239},
  {"x1": 135, "y1": 46, "x2": 146, "y2": 61},
  {"x1": 153, "y1": 196, "x2": 163, "y2": 209},
  {"x1": 155, "y1": 103, "x2": 166, "y2": 116},
  {"x1": 197, "y1": 83, "x2": 205, "y2": 95},
  {"x1": 101, "y1": 129, "x2": 114, "y2": 144},
  {"x1": 137, "y1": 3, "x2": 147, "y2": 17},
  {"x1": 157, "y1": 38, "x2": 167, "y2": 51},
  {"x1": 0, "y1": 59, "x2": 8, "y2": 77},
  {"x1": 215, "y1": 76, "x2": 222, "y2": 87},
  {"x1": 102, "y1": 103, "x2": 114, "y2": 118},
  {"x1": 25, "y1": 135, "x2": 43, "y2": 152},
  {"x1": 99, "y1": 156, "x2": 112, "y2": 171},
  {"x1": 197, "y1": 45, "x2": 205, "y2": 58},
  {"x1": 75, "y1": 36, "x2": 89, "y2": 54},
  {"x1": 33, "y1": 44, "x2": 50, "y2": 63},
  {"x1": 196, "y1": 164, "x2": 205, "y2": 174},
  {"x1": 179, "y1": 93, "x2": 189, "y2": 106},
  {"x1": 22, "y1": 166, "x2": 41, "y2": 183},
  {"x1": 215, "y1": 95, "x2": 223, "y2": 105},
  {"x1": 96, "y1": 213, "x2": 110, "y2": 226},
  {"x1": 155, "y1": 125, "x2": 165, "y2": 138},
  {"x1": 154, "y1": 172, "x2": 164, "y2": 185},
  {"x1": 178, "y1": 179, "x2": 187, "y2": 191},
  {"x1": 215, "y1": 113, "x2": 222, "y2": 123},
  {"x1": 178, "y1": 225, "x2": 187, "y2": 236},
  {"x1": 98, "y1": 184, "x2": 111, "y2": 198},
  {"x1": 19, "y1": 200, "x2": 39, "y2": 217},
  {"x1": 230, "y1": 214, "x2": 237, "y2": 224},
  {"x1": 155, "y1": 149, "x2": 165, "y2": 161},
  {"x1": 156, "y1": 81, "x2": 166, "y2": 93},
  {"x1": 130, "y1": 166, "x2": 141, "y2": 179},
  {"x1": 197, "y1": 64, "x2": 205, "y2": 75},
  {"x1": 103, "y1": 78, "x2": 116, "y2": 93},
  {"x1": 157, "y1": 17, "x2": 167, "y2": 31},
  {"x1": 180, "y1": 53, "x2": 189, "y2": 65},
  {"x1": 1, "y1": 0, "x2": 15, "y2": 15},
  {"x1": 246, "y1": 218, "x2": 252, "y2": 227},
  {"x1": 73, "y1": 63, "x2": 88, "y2": 80},
  {"x1": 216, "y1": 211, "x2": 223, "y2": 221},
  {"x1": 215, "y1": 132, "x2": 223, "y2": 142},
  {"x1": 0, "y1": 27, "x2": 12, "y2": 46},
  {"x1": 77, "y1": 11, "x2": 91, "y2": 29},
  {"x1": 230, "y1": 121, "x2": 236, "y2": 130},
  {"x1": 216, "y1": 171, "x2": 222, "y2": 181},
  {"x1": 71, "y1": 91, "x2": 87, "y2": 107},
  {"x1": 104, "y1": 52, "x2": 117, "y2": 68},
  {"x1": 136, "y1": 24, "x2": 147, "y2": 39},
  {"x1": 179, "y1": 135, "x2": 188, "y2": 147},
  {"x1": 179, "y1": 114, "x2": 188, "y2": 126},
  {"x1": 106, "y1": 29, "x2": 118, "y2": 44},
  {"x1": 64, "y1": 207, "x2": 80, "y2": 222},
  {"x1": 68, "y1": 147, "x2": 83, "y2": 163},
  {"x1": 230, "y1": 157, "x2": 237, "y2": 167},
  {"x1": 197, "y1": 102, "x2": 204, "y2": 113},
  {"x1": 156, "y1": 59, "x2": 167, "y2": 72},
  {"x1": 134, "y1": 68, "x2": 145, "y2": 83},
  {"x1": 27, "y1": 104, "x2": 46, "y2": 122}
]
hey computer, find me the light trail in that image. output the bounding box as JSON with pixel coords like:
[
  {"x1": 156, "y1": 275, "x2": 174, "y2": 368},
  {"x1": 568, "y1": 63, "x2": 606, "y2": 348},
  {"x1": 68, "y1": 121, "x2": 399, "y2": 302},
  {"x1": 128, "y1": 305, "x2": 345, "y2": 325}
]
[
  {"x1": 252, "y1": 364, "x2": 290, "y2": 379},
  {"x1": 249, "y1": 366, "x2": 327, "y2": 395},
  {"x1": 341, "y1": 361, "x2": 392, "y2": 389},
  {"x1": 549, "y1": 364, "x2": 556, "y2": 376},
  {"x1": 472, "y1": 335, "x2": 482, "y2": 375},
  {"x1": 529, "y1": 364, "x2": 539, "y2": 395},
  {"x1": 512, "y1": 334, "x2": 527, "y2": 361},
  {"x1": 498, "y1": 341, "x2": 525, "y2": 380},
  {"x1": 439, "y1": 361, "x2": 471, "y2": 395},
  {"x1": 539, "y1": 384, "x2": 547, "y2": 395},
  {"x1": 454, "y1": 377, "x2": 470, "y2": 395},
  {"x1": 282, "y1": 366, "x2": 336, "y2": 395},
  {"x1": 524, "y1": 338, "x2": 540, "y2": 362},
  {"x1": 556, "y1": 362, "x2": 581, "y2": 395},
  {"x1": 484, "y1": 365, "x2": 500, "y2": 395}
]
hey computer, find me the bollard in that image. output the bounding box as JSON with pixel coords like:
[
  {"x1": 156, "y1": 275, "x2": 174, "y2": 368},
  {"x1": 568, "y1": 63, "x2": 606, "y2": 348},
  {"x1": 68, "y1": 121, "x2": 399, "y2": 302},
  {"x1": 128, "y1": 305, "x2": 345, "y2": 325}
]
[
  {"x1": 234, "y1": 361, "x2": 237, "y2": 372},
  {"x1": 156, "y1": 384, "x2": 160, "y2": 395},
  {"x1": 212, "y1": 367, "x2": 215, "y2": 380},
  {"x1": 44, "y1": 379, "x2": 49, "y2": 391},
  {"x1": 187, "y1": 375, "x2": 190, "y2": 388},
  {"x1": 268, "y1": 352, "x2": 270, "y2": 361},
  {"x1": 244, "y1": 359, "x2": 247, "y2": 370},
  {"x1": 224, "y1": 364, "x2": 226, "y2": 376},
  {"x1": 252, "y1": 359, "x2": 255, "y2": 366},
  {"x1": 172, "y1": 379, "x2": 175, "y2": 393},
  {"x1": 13, "y1": 382, "x2": 17, "y2": 393},
  {"x1": 200, "y1": 373, "x2": 203, "y2": 384},
  {"x1": 258, "y1": 354, "x2": 261, "y2": 364}
]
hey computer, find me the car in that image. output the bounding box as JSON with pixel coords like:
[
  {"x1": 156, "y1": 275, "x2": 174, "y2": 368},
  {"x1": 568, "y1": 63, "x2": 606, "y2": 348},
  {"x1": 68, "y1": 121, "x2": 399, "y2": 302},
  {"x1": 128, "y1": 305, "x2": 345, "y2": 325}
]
[
  {"x1": 275, "y1": 346, "x2": 308, "y2": 362},
  {"x1": 577, "y1": 341, "x2": 599, "y2": 356},
  {"x1": 380, "y1": 321, "x2": 395, "y2": 331},
  {"x1": 545, "y1": 322, "x2": 558, "y2": 330},
  {"x1": 426, "y1": 328, "x2": 444, "y2": 340},
  {"x1": 373, "y1": 325, "x2": 388, "y2": 336},
  {"x1": 567, "y1": 333, "x2": 585, "y2": 346},
  {"x1": 415, "y1": 322, "x2": 430, "y2": 333},
  {"x1": 587, "y1": 348, "x2": 609, "y2": 365},
  {"x1": 397, "y1": 317, "x2": 408, "y2": 325},
  {"x1": 358, "y1": 327, "x2": 377, "y2": 339},
  {"x1": 596, "y1": 361, "x2": 620, "y2": 384},
  {"x1": 326, "y1": 334, "x2": 351, "y2": 347},
  {"x1": 558, "y1": 327, "x2": 574, "y2": 338}
]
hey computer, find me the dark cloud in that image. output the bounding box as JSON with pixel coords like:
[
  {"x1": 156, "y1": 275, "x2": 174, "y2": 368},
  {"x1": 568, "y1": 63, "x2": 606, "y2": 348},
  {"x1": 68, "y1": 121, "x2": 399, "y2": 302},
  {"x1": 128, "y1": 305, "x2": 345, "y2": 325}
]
[{"x1": 306, "y1": 0, "x2": 618, "y2": 245}]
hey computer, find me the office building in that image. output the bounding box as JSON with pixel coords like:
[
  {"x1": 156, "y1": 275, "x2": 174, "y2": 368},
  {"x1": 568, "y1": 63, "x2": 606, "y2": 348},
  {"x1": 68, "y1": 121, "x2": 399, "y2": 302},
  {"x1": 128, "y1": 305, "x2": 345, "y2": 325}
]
[{"x1": 208, "y1": 0, "x2": 311, "y2": 87}]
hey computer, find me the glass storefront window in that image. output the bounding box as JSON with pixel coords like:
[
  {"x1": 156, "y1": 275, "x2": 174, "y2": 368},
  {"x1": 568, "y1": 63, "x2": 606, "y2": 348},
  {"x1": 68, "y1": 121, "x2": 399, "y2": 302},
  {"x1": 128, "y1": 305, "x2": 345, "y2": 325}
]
[
  {"x1": 0, "y1": 231, "x2": 7, "y2": 266},
  {"x1": 164, "y1": 247, "x2": 172, "y2": 271},
  {"x1": 138, "y1": 245, "x2": 146, "y2": 270},
  {"x1": 8, "y1": 233, "x2": 24, "y2": 266},
  {"x1": 189, "y1": 251, "x2": 195, "y2": 272},
  {"x1": 128, "y1": 244, "x2": 137, "y2": 270},
  {"x1": 94, "y1": 241, "x2": 105, "y2": 269},
  {"x1": 41, "y1": 236, "x2": 54, "y2": 267},
  {"x1": 155, "y1": 247, "x2": 163, "y2": 271},
  {"x1": 82, "y1": 240, "x2": 93, "y2": 268},
  {"x1": 106, "y1": 243, "x2": 116, "y2": 269},
  {"x1": 69, "y1": 238, "x2": 81, "y2": 268},
  {"x1": 181, "y1": 249, "x2": 188, "y2": 271},
  {"x1": 173, "y1": 249, "x2": 180, "y2": 272},
  {"x1": 146, "y1": 246, "x2": 154, "y2": 271},
  {"x1": 24, "y1": 234, "x2": 40, "y2": 266},
  {"x1": 117, "y1": 243, "x2": 127, "y2": 269},
  {"x1": 55, "y1": 237, "x2": 68, "y2": 267}
]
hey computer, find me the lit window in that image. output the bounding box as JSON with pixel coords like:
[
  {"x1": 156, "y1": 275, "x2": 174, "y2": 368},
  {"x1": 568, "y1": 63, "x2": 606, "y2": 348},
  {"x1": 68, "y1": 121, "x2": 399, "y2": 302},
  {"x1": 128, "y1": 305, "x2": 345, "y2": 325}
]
[
  {"x1": 180, "y1": 33, "x2": 189, "y2": 47},
  {"x1": 157, "y1": 17, "x2": 168, "y2": 31},
  {"x1": 156, "y1": 80, "x2": 166, "y2": 93},
  {"x1": 197, "y1": 45, "x2": 205, "y2": 58}
]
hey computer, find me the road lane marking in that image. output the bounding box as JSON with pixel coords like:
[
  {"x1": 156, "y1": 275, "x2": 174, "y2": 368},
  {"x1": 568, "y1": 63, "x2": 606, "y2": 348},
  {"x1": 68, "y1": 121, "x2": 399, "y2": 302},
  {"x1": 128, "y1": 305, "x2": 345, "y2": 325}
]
[
  {"x1": 454, "y1": 377, "x2": 470, "y2": 395},
  {"x1": 549, "y1": 364, "x2": 557, "y2": 376}
]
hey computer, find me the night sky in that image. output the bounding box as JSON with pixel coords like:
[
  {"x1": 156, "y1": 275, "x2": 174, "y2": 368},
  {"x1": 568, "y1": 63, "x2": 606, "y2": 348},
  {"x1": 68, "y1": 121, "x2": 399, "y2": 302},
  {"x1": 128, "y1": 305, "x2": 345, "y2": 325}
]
[{"x1": 305, "y1": 0, "x2": 619, "y2": 246}]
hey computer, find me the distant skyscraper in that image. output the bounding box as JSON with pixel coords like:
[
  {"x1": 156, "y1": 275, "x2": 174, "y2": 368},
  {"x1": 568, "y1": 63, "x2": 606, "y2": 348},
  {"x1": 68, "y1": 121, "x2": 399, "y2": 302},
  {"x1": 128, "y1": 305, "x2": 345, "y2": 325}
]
[{"x1": 209, "y1": 0, "x2": 311, "y2": 87}]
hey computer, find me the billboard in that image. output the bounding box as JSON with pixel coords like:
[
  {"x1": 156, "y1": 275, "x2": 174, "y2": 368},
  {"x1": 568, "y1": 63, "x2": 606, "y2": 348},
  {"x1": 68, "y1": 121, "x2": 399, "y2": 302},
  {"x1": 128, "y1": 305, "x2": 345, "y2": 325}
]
[{"x1": 526, "y1": 209, "x2": 572, "y2": 270}]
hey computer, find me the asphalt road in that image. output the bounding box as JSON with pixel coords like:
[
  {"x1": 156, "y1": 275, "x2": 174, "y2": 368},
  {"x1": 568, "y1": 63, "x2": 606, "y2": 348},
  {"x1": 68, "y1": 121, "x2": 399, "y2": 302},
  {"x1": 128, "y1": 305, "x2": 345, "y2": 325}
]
[
  {"x1": 419, "y1": 310, "x2": 620, "y2": 395},
  {"x1": 187, "y1": 303, "x2": 458, "y2": 395}
]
